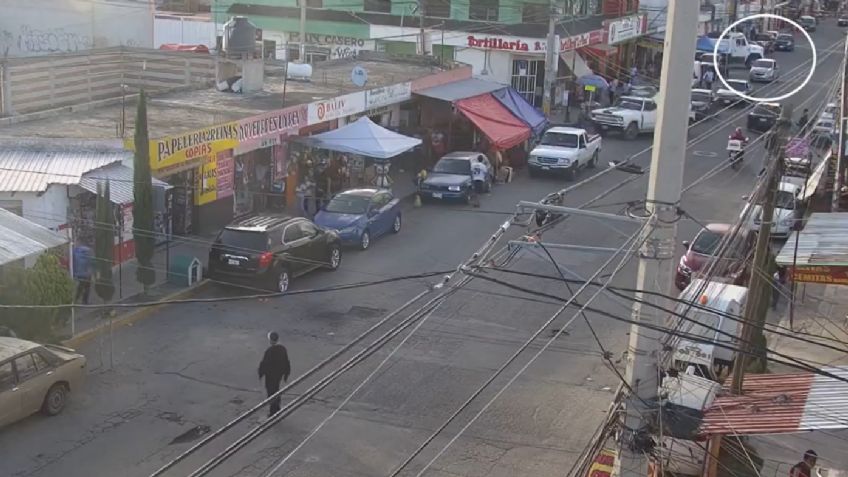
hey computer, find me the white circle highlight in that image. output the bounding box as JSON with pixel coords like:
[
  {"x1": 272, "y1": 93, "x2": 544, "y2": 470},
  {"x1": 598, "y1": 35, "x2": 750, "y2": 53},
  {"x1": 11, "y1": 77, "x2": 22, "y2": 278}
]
[{"x1": 712, "y1": 13, "x2": 817, "y2": 103}]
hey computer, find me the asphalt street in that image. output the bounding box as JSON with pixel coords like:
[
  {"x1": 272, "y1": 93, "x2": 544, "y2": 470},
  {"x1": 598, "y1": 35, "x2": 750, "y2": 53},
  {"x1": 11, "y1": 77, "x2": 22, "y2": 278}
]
[{"x1": 0, "y1": 23, "x2": 843, "y2": 477}]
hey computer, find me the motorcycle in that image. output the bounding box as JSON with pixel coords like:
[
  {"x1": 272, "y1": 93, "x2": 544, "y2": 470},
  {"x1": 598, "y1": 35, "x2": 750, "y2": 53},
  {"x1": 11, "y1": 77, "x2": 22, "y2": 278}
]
[{"x1": 727, "y1": 137, "x2": 747, "y2": 170}]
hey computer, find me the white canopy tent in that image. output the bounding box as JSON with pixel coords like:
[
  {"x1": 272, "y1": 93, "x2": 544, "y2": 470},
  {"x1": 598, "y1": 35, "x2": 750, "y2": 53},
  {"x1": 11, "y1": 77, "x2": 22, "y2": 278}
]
[{"x1": 301, "y1": 117, "x2": 421, "y2": 160}]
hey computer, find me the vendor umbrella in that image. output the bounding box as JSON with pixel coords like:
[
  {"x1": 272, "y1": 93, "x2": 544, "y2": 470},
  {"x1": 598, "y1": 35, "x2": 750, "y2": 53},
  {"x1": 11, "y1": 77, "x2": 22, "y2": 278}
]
[{"x1": 577, "y1": 74, "x2": 610, "y2": 90}]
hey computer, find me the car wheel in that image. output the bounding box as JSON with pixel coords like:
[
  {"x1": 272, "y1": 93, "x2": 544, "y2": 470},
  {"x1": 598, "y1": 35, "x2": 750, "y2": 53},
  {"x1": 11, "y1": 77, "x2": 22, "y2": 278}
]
[
  {"x1": 588, "y1": 151, "x2": 598, "y2": 169},
  {"x1": 391, "y1": 214, "x2": 402, "y2": 233},
  {"x1": 274, "y1": 269, "x2": 291, "y2": 293},
  {"x1": 564, "y1": 165, "x2": 576, "y2": 181},
  {"x1": 624, "y1": 122, "x2": 639, "y2": 140},
  {"x1": 327, "y1": 245, "x2": 341, "y2": 270},
  {"x1": 43, "y1": 383, "x2": 68, "y2": 416},
  {"x1": 359, "y1": 230, "x2": 371, "y2": 250}
]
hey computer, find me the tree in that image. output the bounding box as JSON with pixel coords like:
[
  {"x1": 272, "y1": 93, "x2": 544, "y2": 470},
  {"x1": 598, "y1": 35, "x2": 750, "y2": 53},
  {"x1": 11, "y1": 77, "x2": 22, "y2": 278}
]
[
  {"x1": 133, "y1": 90, "x2": 156, "y2": 291},
  {"x1": 94, "y1": 181, "x2": 115, "y2": 303}
]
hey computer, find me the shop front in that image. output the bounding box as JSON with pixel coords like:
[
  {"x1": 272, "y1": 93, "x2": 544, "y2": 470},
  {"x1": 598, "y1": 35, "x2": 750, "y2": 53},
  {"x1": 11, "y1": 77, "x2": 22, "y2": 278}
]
[{"x1": 603, "y1": 14, "x2": 649, "y2": 80}]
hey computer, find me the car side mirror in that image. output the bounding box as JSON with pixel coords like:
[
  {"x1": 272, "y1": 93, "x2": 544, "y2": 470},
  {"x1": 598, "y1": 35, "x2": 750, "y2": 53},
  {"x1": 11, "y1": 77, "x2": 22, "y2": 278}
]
[
  {"x1": 368, "y1": 209, "x2": 378, "y2": 217},
  {"x1": 682, "y1": 240, "x2": 690, "y2": 248}
]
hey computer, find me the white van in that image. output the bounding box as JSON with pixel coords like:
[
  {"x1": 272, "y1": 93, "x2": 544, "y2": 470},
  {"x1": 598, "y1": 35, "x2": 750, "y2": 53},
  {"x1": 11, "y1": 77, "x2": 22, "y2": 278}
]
[{"x1": 671, "y1": 279, "x2": 748, "y2": 377}]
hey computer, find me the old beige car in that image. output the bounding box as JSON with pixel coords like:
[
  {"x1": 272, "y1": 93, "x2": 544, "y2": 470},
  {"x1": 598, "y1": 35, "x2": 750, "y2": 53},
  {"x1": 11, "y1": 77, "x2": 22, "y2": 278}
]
[{"x1": 0, "y1": 337, "x2": 86, "y2": 427}]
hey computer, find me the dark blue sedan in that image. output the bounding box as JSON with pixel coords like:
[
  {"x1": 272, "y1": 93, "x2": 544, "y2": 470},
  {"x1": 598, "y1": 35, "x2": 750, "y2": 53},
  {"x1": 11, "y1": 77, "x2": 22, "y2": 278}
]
[
  {"x1": 418, "y1": 152, "x2": 494, "y2": 203},
  {"x1": 313, "y1": 188, "x2": 401, "y2": 250}
]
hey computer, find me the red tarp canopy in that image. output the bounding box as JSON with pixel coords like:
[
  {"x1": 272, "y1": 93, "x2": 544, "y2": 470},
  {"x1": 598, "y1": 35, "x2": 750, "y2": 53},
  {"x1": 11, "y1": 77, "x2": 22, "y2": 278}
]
[
  {"x1": 456, "y1": 94, "x2": 531, "y2": 150},
  {"x1": 159, "y1": 44, "x2": 210, "y2": 53}
]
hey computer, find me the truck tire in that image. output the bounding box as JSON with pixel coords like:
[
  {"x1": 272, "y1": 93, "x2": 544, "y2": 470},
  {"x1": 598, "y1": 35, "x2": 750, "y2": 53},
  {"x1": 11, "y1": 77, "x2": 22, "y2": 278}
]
[
  {"x1": 588, "y1": 151, "x2": 598, "y2": 169},
  {"x1": 564, "y1": 164, "x2": 577, "y2": 181},
  {"x1": 624, "y1": 122, "x2": 639, "y2": 140}
]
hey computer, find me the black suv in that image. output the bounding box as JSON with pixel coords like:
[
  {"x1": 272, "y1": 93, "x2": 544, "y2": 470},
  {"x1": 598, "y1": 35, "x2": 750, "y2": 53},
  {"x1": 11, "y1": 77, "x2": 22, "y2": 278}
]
[
  {"x1": 747, "y1": 102, "x2": 782, "y2": 132},
  {"x1": 208, "y1": 214, "x2": 342, "y2": 292}
]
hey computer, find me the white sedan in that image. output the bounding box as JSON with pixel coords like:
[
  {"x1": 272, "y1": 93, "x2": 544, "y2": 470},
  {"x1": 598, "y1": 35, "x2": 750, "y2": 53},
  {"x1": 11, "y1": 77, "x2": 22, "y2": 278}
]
[{"x1": 740, "y1": 182, "x2": 802, "y2": 239}]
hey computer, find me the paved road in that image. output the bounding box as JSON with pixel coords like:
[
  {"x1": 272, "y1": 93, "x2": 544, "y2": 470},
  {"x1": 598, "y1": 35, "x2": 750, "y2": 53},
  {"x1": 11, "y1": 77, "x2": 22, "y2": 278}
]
[{"x1": 0, "y1": 24, "x2": 842, "y2": 477}]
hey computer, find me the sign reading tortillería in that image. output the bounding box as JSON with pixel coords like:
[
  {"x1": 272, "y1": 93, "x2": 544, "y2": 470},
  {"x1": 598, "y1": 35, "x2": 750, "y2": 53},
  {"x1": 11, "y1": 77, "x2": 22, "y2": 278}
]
[{"x1": 790, "y1": 265, "x2": 848, "y2": 285}]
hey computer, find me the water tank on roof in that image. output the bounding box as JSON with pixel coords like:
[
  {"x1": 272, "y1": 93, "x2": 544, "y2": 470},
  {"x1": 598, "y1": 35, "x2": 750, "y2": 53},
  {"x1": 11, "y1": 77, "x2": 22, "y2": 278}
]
[
  {"x1": 223, "y1": 16, "x2": 257, "y2": 56},
  {"x1": 286, "y1": 62, "x2": 312, "y2": 81}
]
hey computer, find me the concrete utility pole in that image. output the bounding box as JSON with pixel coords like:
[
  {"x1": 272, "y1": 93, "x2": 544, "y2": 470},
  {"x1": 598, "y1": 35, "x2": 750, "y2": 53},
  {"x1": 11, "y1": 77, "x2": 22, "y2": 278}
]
[
  {"x1": 418, "y1": 0, "x2": 427, "y2": 55},
  {"x1": 732, "y1": 104, "x2": 793, "y2": 393},
  {"x1": 298, "y1": 0, "x2": 307, "y2": 61},
  {"x1": 730, "y1": 0, "x2": 739, "y2": 22},
  {"x1": 831, "y1": 39, "x2": 848, "y2": 212},
  {"x1": 542, "y1": 0, "x2": 558, "y2": 116},
  {"x1": 614, "y1": 2, "x2": 700, "y2": 477}
]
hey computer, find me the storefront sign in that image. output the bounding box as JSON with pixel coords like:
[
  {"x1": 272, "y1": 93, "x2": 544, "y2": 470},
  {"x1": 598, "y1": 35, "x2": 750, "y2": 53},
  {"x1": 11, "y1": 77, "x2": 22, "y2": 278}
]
[
  {"x1": 790, "y1": 266, "x2": 848, "y2": 285},
  {"x1": 285, "y1": 32, "x2": 375, "y2": 59},
  {"x1": 236, "y1": 105, "x2": 307, "y2": 154},
  {"x1": 466, "y1": 35, "x2": 547, "y2": 53},
  {"x1": 588, "y1": 449, "x2": 616, "y2": 477},
  {"x1": 195, "y1": 150, "x2": 234, "y2": 206},
  {"x1": 559, "y1": 29, "x2": 605, "y2": 52},
  {"x1": 216, "y1": 152, "x2": 234, "y2": 200},
  {"x1": 606, "y1": 15, "x2": 647, "y2": 45},
  {"x1": 152, "y1": 123, "x2": 240, "y2": 175},
  {"x1": 366, "y1": 82, "x2": 411, "y2": 109},
  {"x1": 307, "y1": 91, "x2": 367, "y2": 125}
]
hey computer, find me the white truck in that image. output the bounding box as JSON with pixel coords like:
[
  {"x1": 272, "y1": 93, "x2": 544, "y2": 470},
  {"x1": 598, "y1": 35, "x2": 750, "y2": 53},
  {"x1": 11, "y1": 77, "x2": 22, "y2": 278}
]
[
  {"x1": 528, "y1": 127, "x2": 601, "y2": 180},
  {"x1": 591, "y1": 95, "x2": 695, "y2": 140},
  {"x1": 707, "y1": 32, "x2": 765, "y2": 67}
]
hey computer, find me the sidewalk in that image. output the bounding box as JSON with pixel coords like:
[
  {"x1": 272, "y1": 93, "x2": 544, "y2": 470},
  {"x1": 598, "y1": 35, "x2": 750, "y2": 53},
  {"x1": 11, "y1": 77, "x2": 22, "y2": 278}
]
[
  {"x1": 61, "y1": 233, "x2": 213, "y2": 343},
  {"x1": 768, "y1": 283, "x2": 848, "y2": 368}
]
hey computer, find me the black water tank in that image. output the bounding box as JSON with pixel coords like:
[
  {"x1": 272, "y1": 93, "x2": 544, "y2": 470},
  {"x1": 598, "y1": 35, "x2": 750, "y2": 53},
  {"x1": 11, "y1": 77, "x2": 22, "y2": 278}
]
[{"x1": 223, "y1": 16, "x2": 257, "y2": 56}]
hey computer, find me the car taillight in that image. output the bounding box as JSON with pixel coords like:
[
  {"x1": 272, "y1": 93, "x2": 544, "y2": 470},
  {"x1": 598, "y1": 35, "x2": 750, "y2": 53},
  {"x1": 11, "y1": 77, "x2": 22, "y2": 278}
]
[{"x1": 258, "y1": 252, "x2": 273, "y2": 268}]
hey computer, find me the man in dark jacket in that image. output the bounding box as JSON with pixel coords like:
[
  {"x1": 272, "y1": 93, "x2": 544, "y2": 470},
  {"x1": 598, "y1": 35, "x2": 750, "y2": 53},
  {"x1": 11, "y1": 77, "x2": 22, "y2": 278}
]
[{"x1": 258, "y1": 331, "x2": 291, "y2": 417}]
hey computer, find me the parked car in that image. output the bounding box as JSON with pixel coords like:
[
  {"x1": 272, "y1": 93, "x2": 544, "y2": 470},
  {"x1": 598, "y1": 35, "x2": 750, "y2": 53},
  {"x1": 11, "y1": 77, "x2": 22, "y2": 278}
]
[
  {"x1": 749, "y1": 58, "x2": 779, "y2": 82},
  {"x1": 839, "y1": 15, "x2": 848, "y2": 26},
  {"x1": 528, "y1": 127, "x2": 602, "y2": 180},
  {"x1": 747, "y1": 102, "x2": 782, "y2": 132},
  {"x1": 313, "y1": 188, "x2": 401, "y2": 250},
  {"x1": 591, "y1": 95, "x2": 658, "y2": 139},
  {"x1": 811, "y1": 117, "x2": 836, "y2": 148},
  {"x1": 775, "y1": 33, "x2": 795, "y2": 51},
  {"x1": 675, "y1": 223, "x2": 754, "y2": 290},
  {"x1": 418, "y1": 152, "x2": 494, "y2": 203},
  {"x1": 0, "y1": 337, "x2": 87, "y2": 427},
  {"x1": 821, "y1": 102, "x2": 838, "y2": 121},
  {"x1": 741, "y1": 182, "x2": 803, "y2": 239},
  {"x1": 799, "y1": 15, "x2": 817, "y2": 31},
  {"x1": 208, "y1": 214, "x2": 342, "y2": 293},
  {"x1": 716, "y1": 79, "x2": 753, "y2": 106},
  {"x1": 627, "y1": 85, "x2": 658, "y2": 98},
  {"x1": 690, "y1": 88, "x2": 715, "y2": 120}
]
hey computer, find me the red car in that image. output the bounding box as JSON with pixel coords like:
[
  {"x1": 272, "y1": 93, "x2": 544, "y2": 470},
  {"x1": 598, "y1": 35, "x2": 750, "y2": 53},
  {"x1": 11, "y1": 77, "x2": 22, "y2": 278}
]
[{"x1": 675, "y1": 223, "x2": 754, "y2": 291}]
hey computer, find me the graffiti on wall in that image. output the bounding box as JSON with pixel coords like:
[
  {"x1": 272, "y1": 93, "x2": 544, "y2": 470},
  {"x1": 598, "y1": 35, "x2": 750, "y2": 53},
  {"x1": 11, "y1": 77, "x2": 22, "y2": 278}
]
[{"x1": 0, "y1": 25, "x2": 94, "y2": 54}]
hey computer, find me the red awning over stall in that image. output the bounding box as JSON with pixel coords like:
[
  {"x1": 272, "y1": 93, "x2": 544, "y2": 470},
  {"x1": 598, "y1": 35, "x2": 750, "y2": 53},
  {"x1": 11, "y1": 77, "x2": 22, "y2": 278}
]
[{"x1": 455, "y1": 94, "x2": 531, "y2": 150}]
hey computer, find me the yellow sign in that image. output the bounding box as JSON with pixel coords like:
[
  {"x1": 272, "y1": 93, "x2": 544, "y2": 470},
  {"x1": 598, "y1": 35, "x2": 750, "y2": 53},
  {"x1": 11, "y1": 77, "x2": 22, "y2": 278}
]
[
  {"x1": 588, "y1": 449, "x2": 616, "y2": 477},
  {"x1": 195, "y1": 154, "x2": 218, "y2": 205},
  {"x1": 584, "y1": 85, "x2": 597, "y2": 92},
  {"x1": 152, "y1": 123, "x2": 239, "y2": 174}
]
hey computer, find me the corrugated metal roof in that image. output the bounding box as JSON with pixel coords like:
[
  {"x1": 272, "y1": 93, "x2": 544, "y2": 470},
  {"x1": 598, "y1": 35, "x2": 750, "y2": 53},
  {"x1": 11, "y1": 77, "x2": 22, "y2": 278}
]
[
  {"x1": 79, "y1": 163, "x2": 171, "y2": 205},
  {"x1": 0, "y1": 208, "x2": 68, "y2": 266},
  {"x1": 699, "y1": 367, "x2": 848, "y2": 437},
  {"x1": 776, "y1": 213, "x2": 848, "y2": 266},
  {"x1": 0, "y1": 138, "x2": 130, "y2": 192},
  {"x1": 414, "y1": 78, "x2": 506, "y2": 102}
]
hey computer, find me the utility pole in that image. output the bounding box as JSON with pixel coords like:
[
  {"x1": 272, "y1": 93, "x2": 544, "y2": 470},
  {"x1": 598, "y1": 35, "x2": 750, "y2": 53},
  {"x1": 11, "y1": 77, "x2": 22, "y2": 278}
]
[
  {"x1": 732, "y1": 104, "x2": 793, "y2": 393},
  {"x1": 298, "y1": 0, "x2": 307, "y2": 62},
  {"x1": 418, "y1": 0, "x2": 427, "y2": 55},
  {"x1": 542, "y1": 0, "x2": 558, "y2": 116},
  {"x1": 614, "y1": 2, "x2": 699, "y2": 477},
  {"x1": 831, "y1": 39, "x2": 848, "y2": 212},
  {"x1": 730, "y1": 0, "x2": 739, "y2": 23}
]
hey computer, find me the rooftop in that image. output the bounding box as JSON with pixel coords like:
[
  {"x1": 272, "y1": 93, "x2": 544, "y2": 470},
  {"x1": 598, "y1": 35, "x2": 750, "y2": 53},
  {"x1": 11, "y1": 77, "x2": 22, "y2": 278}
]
[
  {"x1": 776, "y1": 213, "x2": 848, "y2": 267},
  {"x1": 0, "y1": 54, "x2": 446, "y2": 141},
  {"x1": 0, "y1": 208, "x2": 68, "y2": 267},
  {"x1": 699, "y1": 367, "x2": 848, "y2": 437}
]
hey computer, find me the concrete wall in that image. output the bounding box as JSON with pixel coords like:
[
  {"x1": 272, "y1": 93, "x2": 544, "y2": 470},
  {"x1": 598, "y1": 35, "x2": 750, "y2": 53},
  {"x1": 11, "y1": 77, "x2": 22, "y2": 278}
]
[
  {"x1": 154, "y1": 15, "x2": 217, "y2": 48},
  {"x1": 0, "y1": 0, "x2": 154, "y2": 57},
  {"x1": 0, "y1": 47, "x2": 217, "y2": 117},
  {"x1": 454, "y1": 48, "x2": 513, "y2": 83},
  {"x1": 0, "y1": 185, "x2": 69, "y2": 231}
]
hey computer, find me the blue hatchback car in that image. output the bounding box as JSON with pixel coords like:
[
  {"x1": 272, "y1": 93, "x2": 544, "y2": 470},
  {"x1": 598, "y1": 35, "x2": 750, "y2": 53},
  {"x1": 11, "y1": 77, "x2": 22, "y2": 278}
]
[{"x1": 313, "y1": 188, "x2": 402, "y2": 250}]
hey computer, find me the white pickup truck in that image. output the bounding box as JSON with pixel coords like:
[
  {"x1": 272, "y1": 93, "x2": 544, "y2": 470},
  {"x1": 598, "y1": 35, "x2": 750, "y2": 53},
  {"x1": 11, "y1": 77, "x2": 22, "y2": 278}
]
[
  {"x1": 705, "y1": 32, "x2": 765, "y2": 67},
  {"x1": 591, "y1": 95, "x2": 695, "y2": 140},
  {"x1": 528, "y1": 126, "x2": 601, "y2": 180}
]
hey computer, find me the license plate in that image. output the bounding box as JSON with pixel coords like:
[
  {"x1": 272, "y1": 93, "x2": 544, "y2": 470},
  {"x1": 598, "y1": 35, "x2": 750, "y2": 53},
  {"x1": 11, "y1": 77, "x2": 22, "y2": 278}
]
[
  {"x1": 724, "y1": 100, "x2": 731, "y2": 104},
  {"x1": 432, "y1": 192, "x2": 442, "y2": 199},
  {"x1": 601, "y1": 125, "x2": 609, "y2": 130},
  {"x1": 228, "y1": 259, "x2": 239, "y2": 266},
  {"x1": 760, "y1": 118, "x2": 767, "y2": 122},
  {"x1": 541, "y1": 166, "x2": 550, "y2": 170}
]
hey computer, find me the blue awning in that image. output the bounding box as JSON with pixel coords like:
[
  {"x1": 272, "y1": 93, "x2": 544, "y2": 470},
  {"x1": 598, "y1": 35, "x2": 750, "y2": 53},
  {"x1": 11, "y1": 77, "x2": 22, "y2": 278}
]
[
  {"x1": 696, "y1": 36, "x2": 729, "y2": 54},
  {"x1": 491, "y1": 88, "x2": 548, "y2": 136}
]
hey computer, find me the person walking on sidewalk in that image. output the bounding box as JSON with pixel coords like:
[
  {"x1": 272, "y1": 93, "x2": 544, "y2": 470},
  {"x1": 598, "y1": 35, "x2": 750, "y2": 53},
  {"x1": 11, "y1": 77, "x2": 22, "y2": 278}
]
[
  {"x1": 703, "y1": 69, "x2": 715, "y2": 90},
  {"x1": 470, "y1": 156, "x2": 488, "y2": 208},
  {"x1": 258, "y1": 331, "x2": 291, "y2": 417},
  {"x1": 772, "y1": 265, "x2": 788, "y2": 310},
  {"x1": 72, "y1": 244, "x2": 93, "y2": 304}
]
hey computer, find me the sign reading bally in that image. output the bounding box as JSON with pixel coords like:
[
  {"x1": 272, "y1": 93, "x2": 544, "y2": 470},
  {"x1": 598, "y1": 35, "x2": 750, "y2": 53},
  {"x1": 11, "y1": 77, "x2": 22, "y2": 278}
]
[{"x1": 307, "y1": 91, "x2": 367, "y2": 125}]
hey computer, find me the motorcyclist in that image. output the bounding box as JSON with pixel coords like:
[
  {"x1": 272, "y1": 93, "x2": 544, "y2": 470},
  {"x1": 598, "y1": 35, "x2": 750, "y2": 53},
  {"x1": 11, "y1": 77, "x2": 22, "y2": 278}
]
[{"x1": 728, "y1": 127, "x2": 748, "y2": 162}]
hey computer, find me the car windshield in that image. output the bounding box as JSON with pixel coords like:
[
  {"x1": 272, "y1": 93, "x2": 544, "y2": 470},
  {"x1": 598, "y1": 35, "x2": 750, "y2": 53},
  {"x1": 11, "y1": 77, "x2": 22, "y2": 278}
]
[
  {"x1": 217, "y1": 229, "x2": 269, "y2": 252},
  {"x1": 776, "y1": 191, "x2": 796, "y2": 209},
  {"x1": 753, "y1": 104, "x2": 778, "y2": 116},
  {"x1": 753, "y1": 60, "x2": 772, "y2": 68},
  {"x1": 691, "y1": 230, "x2": 724, "y2": 255},
  {"x1": 616, "y1": 99, "x2": 643, "y2": 110},
  {"x1": 434, "y1": 158, "x2": 471, "y2": 175},
  {"x1": 692, "y1": 91, "x2": 711, "y2": 102},
  {"x1": 324, "y1": 195, "x2": 370, "y2": 214},
  {"x1": 817, "y1": 121, "x2": 834, "y2": 129},
  {"x1": 778, "y1": 34, "x2": 793, "y2": 41},
  {"x1": 540, "y1": 132, "x2": 578, "y2": 147}
]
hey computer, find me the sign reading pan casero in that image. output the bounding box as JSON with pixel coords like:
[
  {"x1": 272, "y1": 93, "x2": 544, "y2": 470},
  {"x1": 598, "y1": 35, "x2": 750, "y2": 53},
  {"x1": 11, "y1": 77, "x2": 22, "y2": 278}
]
[
  {"x1": 790, "y1": 265, "x2": 848, "y2": 285},
  {"x1": 366, "y1": 82, "x2": 411, "y2": 110}
]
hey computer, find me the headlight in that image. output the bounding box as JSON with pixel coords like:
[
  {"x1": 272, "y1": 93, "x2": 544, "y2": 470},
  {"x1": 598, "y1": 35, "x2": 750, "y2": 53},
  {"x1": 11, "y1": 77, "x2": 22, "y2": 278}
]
[
  {"x1": 678, "y1": 256, "x2": 691, "y2": 273},
  {"x1": 448, "y1": 185, "x2": 461, "y2": 192},
  {"x1": 529, "y1": 155, "x2": 539, "y2": 163},
  {"x1": 558, "y1": 158, "x2": 571, "y2": 166},
  {"x1": 781, "y1": 217, "x2": 794, "y2": 226}
]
